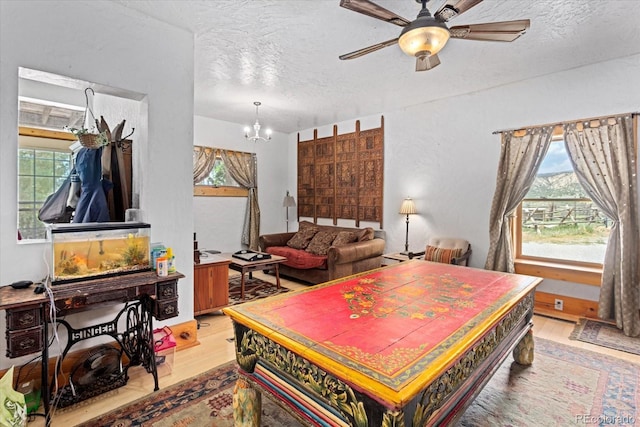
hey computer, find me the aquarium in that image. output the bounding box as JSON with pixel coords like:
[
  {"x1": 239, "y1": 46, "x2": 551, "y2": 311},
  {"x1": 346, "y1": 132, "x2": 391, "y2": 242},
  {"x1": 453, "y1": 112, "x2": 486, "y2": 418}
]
[{"x1": 48, "y1": 222, "x2": 151, "y2": 284}]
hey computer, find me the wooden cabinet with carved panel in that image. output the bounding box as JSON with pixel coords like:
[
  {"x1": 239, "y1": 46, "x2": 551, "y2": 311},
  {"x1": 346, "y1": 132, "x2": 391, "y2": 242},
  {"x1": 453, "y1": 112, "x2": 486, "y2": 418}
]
[{"x1": 194, "y1": 256, "x2": 231, "y2": 316}]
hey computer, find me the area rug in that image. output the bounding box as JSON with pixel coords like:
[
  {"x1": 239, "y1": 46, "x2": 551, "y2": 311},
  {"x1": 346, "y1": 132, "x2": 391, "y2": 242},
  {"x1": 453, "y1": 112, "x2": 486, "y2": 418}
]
[
  {"x1": 78, "y1": 338, "x2": 640, "y2": 427},
  {"x1": 570, "y1": 318, "x2": 640, "y2": 356},
  {"x1": 228, "y1": 275, "x2": 290, "y2": 306}
]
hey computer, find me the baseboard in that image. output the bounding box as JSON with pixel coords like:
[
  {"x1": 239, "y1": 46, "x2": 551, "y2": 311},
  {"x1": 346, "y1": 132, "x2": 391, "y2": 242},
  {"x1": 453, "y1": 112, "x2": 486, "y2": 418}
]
[{"x1": 534, "y1": 291, "x2": 598, "y2": 322}]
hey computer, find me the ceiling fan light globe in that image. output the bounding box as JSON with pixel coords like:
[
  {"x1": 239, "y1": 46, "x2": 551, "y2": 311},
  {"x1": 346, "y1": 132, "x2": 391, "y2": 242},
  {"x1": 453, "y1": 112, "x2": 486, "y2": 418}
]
[{"x1": 399, "y1": 24, "x2": 450, "y2": 57}]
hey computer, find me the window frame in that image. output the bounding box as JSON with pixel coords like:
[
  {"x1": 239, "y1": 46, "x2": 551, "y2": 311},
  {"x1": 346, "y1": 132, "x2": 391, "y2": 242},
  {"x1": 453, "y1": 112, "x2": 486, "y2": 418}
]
[
  {"x1": 193, "y1": 186, "x2": 248, "y2": 197},
  {"x1": 512, "y1": 126, "x2": 604, "y2": 286}
]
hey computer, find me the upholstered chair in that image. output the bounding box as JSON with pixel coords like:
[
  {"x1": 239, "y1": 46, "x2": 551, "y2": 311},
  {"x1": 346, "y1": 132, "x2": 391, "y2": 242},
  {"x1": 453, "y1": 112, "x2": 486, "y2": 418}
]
[{"x1": 408, "y1": 237, "x2": 472, "y2": 266}]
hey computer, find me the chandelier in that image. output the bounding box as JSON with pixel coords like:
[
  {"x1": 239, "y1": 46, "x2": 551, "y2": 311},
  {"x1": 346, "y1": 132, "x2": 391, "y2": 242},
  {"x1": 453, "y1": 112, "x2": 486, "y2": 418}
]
[{"x1": 244, "y1": 101, "x2": 272, "y2": 142}]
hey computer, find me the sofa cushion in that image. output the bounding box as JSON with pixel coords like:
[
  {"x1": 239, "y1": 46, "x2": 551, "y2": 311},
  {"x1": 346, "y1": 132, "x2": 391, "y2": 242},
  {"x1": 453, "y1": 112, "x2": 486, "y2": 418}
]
[
  {"x1": 286, "y1": 223, "x2": 318, "y2": 249},
  {"x1": 357, "y1": 227, "x2": 374, "y2": 242},
  {"x1": 332, "y1": 231, "x2": 358, "y2": 247},
  {"x1": 266, "y1": 246, "x2": 328, "y2": 270},
  {"x1": 306, "y1": 230, "x2": 338, "y2": 256},
  {"x1": 425, "y1": 246, "x2": 464, "y2": 264}
]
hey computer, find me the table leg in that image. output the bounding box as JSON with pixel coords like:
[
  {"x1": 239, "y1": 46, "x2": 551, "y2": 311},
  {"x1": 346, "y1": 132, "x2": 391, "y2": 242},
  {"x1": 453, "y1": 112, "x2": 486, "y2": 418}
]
[
  {"x1": 240, "y1": 272, "x2": 246, "y2": 300},
  {"x1": 144, "y1": 304, "x2": 159, "y2": 391},
  {"x1": 274, "y1": 264, "x2": 281, "y2": 289},
  {"x1": 233, "y1": 376, "x2": 262, "y2": 427},
  {"x1": 513, "y1": 329, "x2": 534, "y2": 365},
  {"x1": 41, "y1": 305, "x2": 51, "y2": 427}
]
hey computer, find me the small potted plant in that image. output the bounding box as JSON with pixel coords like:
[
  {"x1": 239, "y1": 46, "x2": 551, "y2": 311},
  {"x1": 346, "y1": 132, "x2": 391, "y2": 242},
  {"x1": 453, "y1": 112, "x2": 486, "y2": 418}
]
[
  {"x1": 65, "y1": 126, "x2": 109, "y2": 149},
  {"x1": 65, "y1": 87, "x2": 109, "y2": 149}
]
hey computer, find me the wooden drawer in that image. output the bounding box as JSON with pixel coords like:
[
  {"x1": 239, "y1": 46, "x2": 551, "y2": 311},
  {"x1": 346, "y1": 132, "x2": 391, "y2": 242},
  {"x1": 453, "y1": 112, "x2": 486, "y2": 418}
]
[
  {"x1": 7, "y1": 327, "x2": 43, "y2": 358},
  {"x1": 157, "y1": 280, "x2": 178, "y2": 300},
  {"x1": 153, "y1": 297, "x2": 179, "y2": 320},
  {"x1": 7, "y1": 306, "x2": 42, "y2": 330}
]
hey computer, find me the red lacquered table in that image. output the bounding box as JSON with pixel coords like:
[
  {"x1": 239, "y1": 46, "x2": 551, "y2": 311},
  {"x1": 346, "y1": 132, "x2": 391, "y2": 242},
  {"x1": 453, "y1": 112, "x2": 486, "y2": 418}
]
[{"x1": 223, "y1": 260, "x2": 542, "y2": 426}]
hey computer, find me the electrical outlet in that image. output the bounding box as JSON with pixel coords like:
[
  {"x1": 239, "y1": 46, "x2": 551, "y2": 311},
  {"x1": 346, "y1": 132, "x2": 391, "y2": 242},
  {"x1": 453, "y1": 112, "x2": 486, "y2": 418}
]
[{"x1": 554, "y1": 299, "x2": 564, "y2": 311}]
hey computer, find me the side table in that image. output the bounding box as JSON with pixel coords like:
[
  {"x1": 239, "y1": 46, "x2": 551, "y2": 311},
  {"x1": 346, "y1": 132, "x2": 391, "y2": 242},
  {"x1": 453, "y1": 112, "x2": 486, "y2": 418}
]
[
  {"x1": 219, "y1": 253, "x2": 287, "y2": 300},
  {"x1": 194, "y1": 255, "x2": 231, "y2": 316},
  {"x1": 382, "y1": 252, "x2": 411, "y2": 265}
]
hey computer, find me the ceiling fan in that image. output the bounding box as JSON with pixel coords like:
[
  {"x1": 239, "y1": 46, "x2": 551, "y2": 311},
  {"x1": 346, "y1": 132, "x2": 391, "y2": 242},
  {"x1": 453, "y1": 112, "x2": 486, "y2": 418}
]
[{"x1": 339, "y1": 0, "x2": 530, "y2": 71}]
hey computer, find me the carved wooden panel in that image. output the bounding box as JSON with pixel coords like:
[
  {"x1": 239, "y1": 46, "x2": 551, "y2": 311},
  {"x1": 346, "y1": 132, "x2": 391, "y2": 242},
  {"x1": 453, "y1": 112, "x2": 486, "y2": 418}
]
[
  {"x1": 335, "y1": 132, "x2": 358, "y2": 221},
  {"x1": 297, "y1": 138, "x2": 315, "y2": 218},
  {"x1": 314, "y1": 136, "x2": 335, "y2": 219},
  {"x1": 297, "y1": 117, "x2": 383, "y2": 228},
  {"x1": 357, "y1": 128, "x2": 384, "y2": 225}
]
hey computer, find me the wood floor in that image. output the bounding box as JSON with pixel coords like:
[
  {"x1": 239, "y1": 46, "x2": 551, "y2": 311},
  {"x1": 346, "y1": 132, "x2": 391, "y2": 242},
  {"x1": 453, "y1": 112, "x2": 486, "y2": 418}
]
[{"x1": 31, "y1": 271, "x2": 640, "y2": 426}]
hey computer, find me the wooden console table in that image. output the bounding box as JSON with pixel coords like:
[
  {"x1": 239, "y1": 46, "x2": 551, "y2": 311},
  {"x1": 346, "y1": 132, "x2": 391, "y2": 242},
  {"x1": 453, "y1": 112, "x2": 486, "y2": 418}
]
[{"x1": 0, "y1": 270, "x2": 184, "y2": 425}]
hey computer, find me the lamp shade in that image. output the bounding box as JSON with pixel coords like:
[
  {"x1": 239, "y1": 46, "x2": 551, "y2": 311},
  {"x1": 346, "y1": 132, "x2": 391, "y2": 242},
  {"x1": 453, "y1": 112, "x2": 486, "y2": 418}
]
[
  {"x1": 399, "y1": 197, "x2": 417, "y2": 215},
  {"x1": 283, "y1": 191, "x2": 296, "y2": 207}
]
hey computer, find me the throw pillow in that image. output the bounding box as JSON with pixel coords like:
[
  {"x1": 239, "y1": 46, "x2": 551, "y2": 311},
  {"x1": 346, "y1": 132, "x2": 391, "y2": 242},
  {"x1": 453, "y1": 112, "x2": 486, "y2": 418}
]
[
  {"x1": 286, "y1": 225, "x2": 318, "y2": 249},
  {"x1": 357, "y1": 227, "x2": 374, "y2": 242},
  {"x1": 332, "y1": 231, "x2": 357, "y2": 247},
  {"x1": 306, "y1": 231, "x2": 338, "y2": 255},
  {"x1": 425, "y1": 246, "x2": 464, "y2": 264}
]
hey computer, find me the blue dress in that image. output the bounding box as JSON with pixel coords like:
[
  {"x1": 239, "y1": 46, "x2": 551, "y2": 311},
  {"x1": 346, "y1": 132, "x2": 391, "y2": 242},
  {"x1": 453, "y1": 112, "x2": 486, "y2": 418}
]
[{"x1": 72, "y1": 147, "x2": 112, "y2": 223}]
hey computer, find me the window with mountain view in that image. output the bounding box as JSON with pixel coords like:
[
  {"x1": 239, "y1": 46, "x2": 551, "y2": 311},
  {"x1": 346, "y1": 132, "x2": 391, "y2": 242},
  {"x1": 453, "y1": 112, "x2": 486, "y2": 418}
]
[{"x1": 517, "y1": 137, "x2": 611, "y2": 265}]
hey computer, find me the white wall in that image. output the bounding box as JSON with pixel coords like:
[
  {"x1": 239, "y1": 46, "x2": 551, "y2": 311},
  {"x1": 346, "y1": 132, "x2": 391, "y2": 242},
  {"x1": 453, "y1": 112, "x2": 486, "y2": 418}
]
[
  {"x1": 0, "y1": 1, "x2": 194, "y2": 369},
  {"x1": 292, "y1": 54, "x2": 640, "y2": 301},
  {"x1": 193, "y1": 116, "x2": 290, "y2": 252}
]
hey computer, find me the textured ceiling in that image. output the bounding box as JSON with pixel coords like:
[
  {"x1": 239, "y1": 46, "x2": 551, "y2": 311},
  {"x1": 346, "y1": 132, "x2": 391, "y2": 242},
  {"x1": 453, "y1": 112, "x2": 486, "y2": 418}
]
[{"x1": 112, "y1": 0, "x2": 640, "y2": 133}]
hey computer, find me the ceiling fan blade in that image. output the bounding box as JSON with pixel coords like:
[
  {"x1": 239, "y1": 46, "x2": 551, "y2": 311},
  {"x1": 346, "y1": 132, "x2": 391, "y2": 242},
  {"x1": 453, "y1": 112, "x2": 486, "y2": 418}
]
[
  {"x1": 339, "y1": 38, "x2": 399, "y2": 60},
  {"x1": 339, "y1": 0, "x2": 411, "y2": 27},
  {"x1": 434, "y1": 0, "x2": 484, "y2": 22},
  {"x1": 416, "y1": 54, "x2": 441, "y2": 72},
  {"x1": 450, "y1": 20, "x2": 530, "y2": 42}
]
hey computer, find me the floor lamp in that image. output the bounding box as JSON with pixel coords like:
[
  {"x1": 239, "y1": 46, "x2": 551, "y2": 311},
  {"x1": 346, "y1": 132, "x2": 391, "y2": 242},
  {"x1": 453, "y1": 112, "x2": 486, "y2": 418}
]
[
  {"x1": 283, "y1": 191, "x2": 296, "y2": 232},
  {"x1": 399, "y1": 197, "x2": 417, "y2": 255}
]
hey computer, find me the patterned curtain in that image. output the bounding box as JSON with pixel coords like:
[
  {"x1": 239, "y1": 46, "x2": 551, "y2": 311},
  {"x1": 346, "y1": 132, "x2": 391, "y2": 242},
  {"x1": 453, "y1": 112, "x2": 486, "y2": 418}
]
[
  {"x1": 485, "y1": 127, "x2": 554, "y2": 272},
  {"x1": 193, "y1": 146, "x2": 217, "y2": 184},
  {"x1": 564, "y1": 115, "x2": 640, "y2": 337},
  {"x1": 221, "y1": 150, "x2": 260, "y2": 250}
]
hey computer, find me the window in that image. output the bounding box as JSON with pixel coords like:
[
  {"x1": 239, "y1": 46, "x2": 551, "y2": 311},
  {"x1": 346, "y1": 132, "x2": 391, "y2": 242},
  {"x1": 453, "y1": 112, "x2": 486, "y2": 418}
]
[
  {"x1": 514, "y1": 131, "x2": 611, "y2": 285},
  {"x1": 193, "y1": 148, "x2": 248, "y2": 197},
  {"x1": 18, "y1": 147, "x2": 72, "y2": 239},
  {"x1": 196, "y1": 156, "x2": 240, "y2": 187}
]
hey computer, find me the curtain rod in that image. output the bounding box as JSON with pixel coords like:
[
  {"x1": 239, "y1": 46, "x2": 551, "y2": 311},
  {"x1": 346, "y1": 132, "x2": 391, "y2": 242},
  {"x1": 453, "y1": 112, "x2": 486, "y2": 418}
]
[{"x1": 492, "y1": 112, "x2": 639, "y2": 135}]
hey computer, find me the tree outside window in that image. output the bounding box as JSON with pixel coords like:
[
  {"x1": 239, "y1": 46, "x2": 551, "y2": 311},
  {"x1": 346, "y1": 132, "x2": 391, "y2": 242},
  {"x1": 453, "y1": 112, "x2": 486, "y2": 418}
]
[
  {"x1": 18, "y1": 148, "x2": 71, "y2": 239},
  {"x1": 198, "y1": 157, "x2": 240, "y2": 187}
]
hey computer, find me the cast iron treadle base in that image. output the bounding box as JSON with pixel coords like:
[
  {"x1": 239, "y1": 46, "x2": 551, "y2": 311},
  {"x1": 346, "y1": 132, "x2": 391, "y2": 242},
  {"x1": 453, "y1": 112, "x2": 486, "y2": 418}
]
[{"x1": 53, "y1": 372, "x2": 128, "y2": 408}]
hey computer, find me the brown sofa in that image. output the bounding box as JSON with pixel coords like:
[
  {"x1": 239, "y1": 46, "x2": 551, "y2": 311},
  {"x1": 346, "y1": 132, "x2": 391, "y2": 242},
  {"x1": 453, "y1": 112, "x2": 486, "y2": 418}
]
[{"x1": 259, "y1": 221, "x2": 385, "y2": 284}]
